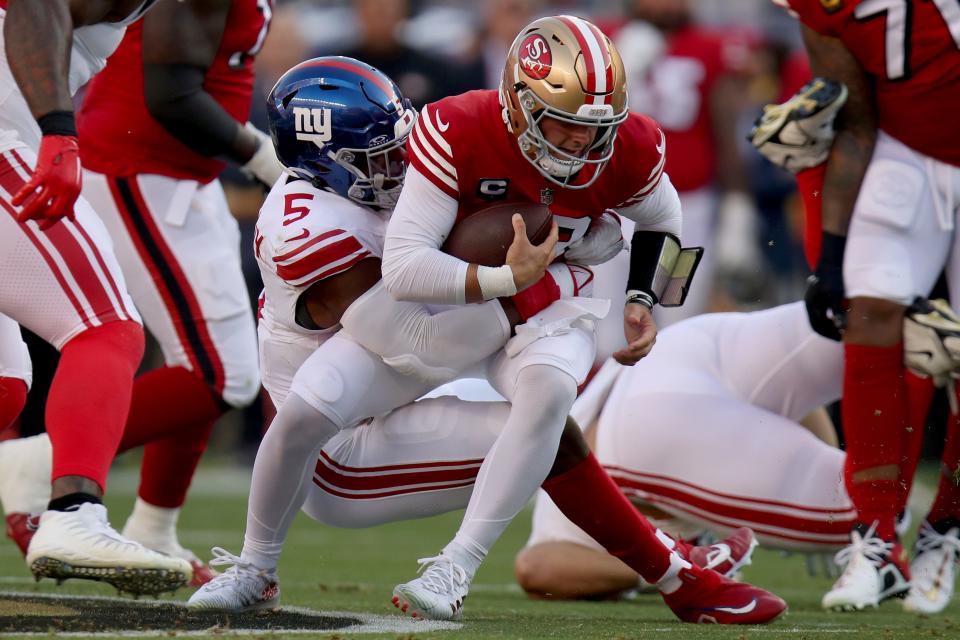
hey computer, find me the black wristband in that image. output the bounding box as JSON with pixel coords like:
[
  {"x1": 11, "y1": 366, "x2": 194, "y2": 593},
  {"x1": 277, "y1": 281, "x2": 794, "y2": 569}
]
[
  {"x1": 37, "y1": 110, "x2": 77, "y2": 137},
  {"x1": 818, "y1": 231, "x2": 846, "y2": 272}
]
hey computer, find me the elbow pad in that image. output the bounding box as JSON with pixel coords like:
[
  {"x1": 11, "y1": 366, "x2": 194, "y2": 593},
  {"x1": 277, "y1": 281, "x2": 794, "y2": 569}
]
[{"x1": 626, "y1": 231, "x2": 704, "y2": 308}]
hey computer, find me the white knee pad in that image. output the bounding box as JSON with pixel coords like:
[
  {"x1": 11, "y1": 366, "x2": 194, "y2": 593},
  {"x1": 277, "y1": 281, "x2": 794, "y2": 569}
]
[{"x1": 289, "y1": 333, "x2": 432, "y2": 429}]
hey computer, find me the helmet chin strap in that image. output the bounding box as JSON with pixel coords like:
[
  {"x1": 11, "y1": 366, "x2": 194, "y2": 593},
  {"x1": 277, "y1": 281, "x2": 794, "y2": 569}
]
[{"x1": 537, "y1": 152, "x2": 583, "y2": 178}]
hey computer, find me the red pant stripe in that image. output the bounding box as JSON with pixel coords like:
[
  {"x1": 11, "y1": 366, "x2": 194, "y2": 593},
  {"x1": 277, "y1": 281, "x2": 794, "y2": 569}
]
[{"x1": 0, "y1": 152, "x2": 95, "y2": 329}]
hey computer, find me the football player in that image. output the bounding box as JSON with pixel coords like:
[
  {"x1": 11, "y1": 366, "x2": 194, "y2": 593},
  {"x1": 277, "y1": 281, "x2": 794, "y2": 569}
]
[
  {"x1": 0, "y1": 0, "x2": 280, "y2": 586},
  {"x1": 188, "y1": 56, "x2": 786, "y2": 625},
  {"x1": 0, "y1": 0, "x2": 191, "y2": 594},
  {"x1": 74, "y1": 0, "x2": 278, "y2": 583},
  {"x1": 754, "y1": 69, "x2": 960, "y2": 614},
  {"x1": 767, "y1": 0, "x2": 960, "y2": 612},
  {"x1": 374, "y1": 15, "x2": 709, "y2": 619}
]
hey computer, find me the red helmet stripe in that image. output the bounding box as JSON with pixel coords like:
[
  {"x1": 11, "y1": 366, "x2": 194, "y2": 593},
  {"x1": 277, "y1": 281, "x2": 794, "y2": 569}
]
[{"x1": 301, "y1": 58, "x2": 399, "y2": 105}]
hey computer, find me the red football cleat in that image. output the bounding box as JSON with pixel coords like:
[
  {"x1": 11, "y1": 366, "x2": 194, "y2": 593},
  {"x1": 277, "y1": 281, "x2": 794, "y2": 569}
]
[
  {"x1": 661, "y1": 565, "x2": 787, "y2": 624},
  {"x1": 677, "y1": 527, "x2": 758, "y2": 579},
  {"x1": 188, "y1": 558, "x2": 218, "y2": 588},
  {"x1": 5, "y1": 512, "x2": 39, "y2": 557}
]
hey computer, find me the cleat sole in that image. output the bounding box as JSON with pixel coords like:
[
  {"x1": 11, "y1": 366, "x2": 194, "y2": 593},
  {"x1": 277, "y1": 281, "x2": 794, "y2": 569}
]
[{"x1": 30, "y1": 556, "x2": 189, "y2": 597}]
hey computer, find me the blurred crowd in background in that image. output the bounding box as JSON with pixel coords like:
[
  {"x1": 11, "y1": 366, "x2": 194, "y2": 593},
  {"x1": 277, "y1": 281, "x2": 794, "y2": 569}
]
[{"x1": 6, "y1": 0, "x2": 831, "y2": 460}]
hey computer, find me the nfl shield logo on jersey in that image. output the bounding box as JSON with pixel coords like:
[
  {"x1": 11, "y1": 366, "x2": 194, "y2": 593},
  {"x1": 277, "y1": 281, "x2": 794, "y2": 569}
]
[{"x1": 294, "y1": 107, "x2": 333, "y2": 147}]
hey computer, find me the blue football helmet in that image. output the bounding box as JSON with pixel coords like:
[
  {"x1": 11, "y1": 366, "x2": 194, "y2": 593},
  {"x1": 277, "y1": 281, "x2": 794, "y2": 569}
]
[{"x1": 267, "y1": 56, "x2": 416, "y2": 209}]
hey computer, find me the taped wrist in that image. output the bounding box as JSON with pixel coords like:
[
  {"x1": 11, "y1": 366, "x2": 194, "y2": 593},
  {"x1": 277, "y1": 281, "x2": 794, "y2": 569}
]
[
  {"x1": 37, "y1": 111, "x2": 77, "y2": 137},
  {"x1": 626, "y1": 231, "x2": 681, "y2": 306},
  {"x1": 477, "y1": 265, "x2": 517, "y2": 300}
]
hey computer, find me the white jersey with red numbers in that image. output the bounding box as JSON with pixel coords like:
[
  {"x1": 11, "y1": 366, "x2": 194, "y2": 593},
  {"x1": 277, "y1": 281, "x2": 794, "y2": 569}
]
[
  {"x1": 780, "y1": 0, "x2": 960, "y2": 167},
  {"x1": 254, "y1": 177, "x2": 387, "y2": 405}
]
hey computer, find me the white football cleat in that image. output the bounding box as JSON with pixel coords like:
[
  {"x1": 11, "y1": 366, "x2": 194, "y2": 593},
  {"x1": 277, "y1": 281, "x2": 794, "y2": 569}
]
[
  {"x1": 822, "y1": 524, "x2": 910, "y2": 611},
  {"x1": 187, "y1": 547, "x2": 280, "y2": 612},
  {"x1": 903, "y1": 521, "x2": 960, "y2": 614},
  {"x1": 26, "y1": 503, "x2": 192, "y2": 596},
  {"x1": 392, "y1": 554, "x2": 470, "y2": 621}
]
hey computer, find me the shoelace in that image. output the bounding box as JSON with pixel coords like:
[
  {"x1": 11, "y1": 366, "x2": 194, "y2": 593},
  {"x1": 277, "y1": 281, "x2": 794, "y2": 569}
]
[
  {"x1": 914, "y1": 522, "x2": 960, "y2": 558},
  {"x1": 414, "y1": 555, "x2": 468, "y2": 596},
  {"x1": 834, "y1": 524, "x2": 894, "y2": 569},
  {"x1": 205, "y1": 547, "x2": 271, "y2": 591}
]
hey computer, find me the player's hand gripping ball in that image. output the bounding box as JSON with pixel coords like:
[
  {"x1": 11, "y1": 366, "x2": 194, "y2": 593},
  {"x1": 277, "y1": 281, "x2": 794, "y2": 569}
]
[{"x1": 442, "y1": 202, "x2": 553, "y2": 266}]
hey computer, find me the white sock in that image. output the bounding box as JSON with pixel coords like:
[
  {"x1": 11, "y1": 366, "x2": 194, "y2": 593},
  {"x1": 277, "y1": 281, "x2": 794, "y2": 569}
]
[
  {"x1": 0, "y1": 433, "x2": 52, "y2": 514},
  {"x1": 450, "y1": 365, "x2": 577, "y2": 579},
  {"x1": 122, "y1": 497, "x2": 180, "y2": 550},
  {"x1": 241, "y1": 393, "x2": 339, "y2": 571}
]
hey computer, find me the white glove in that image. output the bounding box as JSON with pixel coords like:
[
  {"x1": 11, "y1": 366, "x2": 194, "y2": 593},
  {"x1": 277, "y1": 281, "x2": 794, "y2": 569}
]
[
  {"x1": 714, "y1": 191, "x2": 763, "y2": 277},
  {"x1": 749, "y1": 77, "x2": 848, "y2": 174},
  {"x1": 563, "y1": 210, "x2": 624, "y2": 265},
  {"x1": 903, "y1": 297, "x2": 960, "y2": 388},
  {"x1": 242, "y1": 122, "x2": 286, "y2": 186}
]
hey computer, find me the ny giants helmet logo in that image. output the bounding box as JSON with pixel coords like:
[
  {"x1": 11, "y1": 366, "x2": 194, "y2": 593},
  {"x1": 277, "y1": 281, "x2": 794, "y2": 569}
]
[
  {"x1": 519, "y1": 34, "x2": 552, "y2": 80},
  {"x1": 293, "y1": 106, "x2": 333, "y2": 147}
]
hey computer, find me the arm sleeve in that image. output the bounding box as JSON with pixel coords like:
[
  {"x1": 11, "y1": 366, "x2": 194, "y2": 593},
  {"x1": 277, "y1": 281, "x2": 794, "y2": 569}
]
[
  {"x1": 614, "y1": 172, "x2": 683, "y2": 238},
  {"x1": 381, "y1": 165, "x2": 470, "y2": 304}
]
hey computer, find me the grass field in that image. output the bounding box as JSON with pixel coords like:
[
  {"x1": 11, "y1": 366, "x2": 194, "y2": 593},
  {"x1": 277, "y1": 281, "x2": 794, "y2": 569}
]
[{"x1": 2, "y1": 463, "x2": 959, "y2": 639}]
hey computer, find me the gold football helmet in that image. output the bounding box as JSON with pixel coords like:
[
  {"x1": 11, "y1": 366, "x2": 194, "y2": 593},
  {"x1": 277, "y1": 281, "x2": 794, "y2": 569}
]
[{"x1": 500, "y1": 15, "x2": 628, "y2": 189}]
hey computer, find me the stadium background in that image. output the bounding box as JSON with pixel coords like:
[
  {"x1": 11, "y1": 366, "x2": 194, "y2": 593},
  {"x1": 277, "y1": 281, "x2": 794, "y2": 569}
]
[{"x1": 1, "y1": 1, "x2": 957, "y2": 637}]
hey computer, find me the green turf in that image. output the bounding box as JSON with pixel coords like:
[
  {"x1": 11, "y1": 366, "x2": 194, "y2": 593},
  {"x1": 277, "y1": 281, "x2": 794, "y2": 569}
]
[{"x1": 2, "y1": 464, "x2": 959, "y2": 639}]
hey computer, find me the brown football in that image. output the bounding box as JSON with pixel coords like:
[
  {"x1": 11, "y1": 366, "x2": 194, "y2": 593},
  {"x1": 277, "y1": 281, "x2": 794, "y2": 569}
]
[{"x1": 442, "y1": 202, "x2": 553, "y2": 267}]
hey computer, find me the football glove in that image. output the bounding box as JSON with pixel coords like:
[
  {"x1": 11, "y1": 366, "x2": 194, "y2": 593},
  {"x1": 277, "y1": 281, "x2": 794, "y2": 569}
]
[
  {"x1": 903, "y1": 297, "x2": 960, "y2": 387},
  {"x1": 805, "y1": 231, "x2": 847, "y2": 341},
  {"x1": 563, "y1": 210, "x2": 624, "y2": 266},
  {"x1": 13, "y1": 135, "x2": 81, "y2": 230},
  {"x1": 242, "y1": 123, "x2": 286, "y2": 187},
  {"x1": 748, "y1": 77, "x2": 848, "y2": 174}
]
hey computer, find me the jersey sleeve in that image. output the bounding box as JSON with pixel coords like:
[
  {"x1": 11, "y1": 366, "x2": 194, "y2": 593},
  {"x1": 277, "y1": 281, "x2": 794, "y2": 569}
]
[
  {"x1": 614, "y1": 113, "x2": 666, "y2": 208},
  {"x1": 256, "y1": 191, "x2": 377, "y2": 289},
  {"x1": 407, "y1": 99, "x2": 463, "y2": 200}
]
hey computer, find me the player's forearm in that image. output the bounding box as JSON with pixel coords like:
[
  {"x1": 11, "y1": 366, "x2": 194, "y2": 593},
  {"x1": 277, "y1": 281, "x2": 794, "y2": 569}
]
[
  {"x1": 383, "y1": 166, "x2": 473, "y2": 304},
  {"x1": 820, "y1": 126, "x2": 875, "y2": 236},
  {"x1": 3, "y1": 0, "x2": 75, "y2": 119},
  {"x1": 143, "y1": 64, "x2": 257, "y2": 162},
  {"x1": 615, "y1": 173, "x2": 682, "y2": 236}
]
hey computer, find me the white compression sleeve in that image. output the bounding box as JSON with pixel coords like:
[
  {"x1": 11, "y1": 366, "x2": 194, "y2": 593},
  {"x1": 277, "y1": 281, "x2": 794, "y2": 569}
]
[
  {"x1": 382, "y1": 166, "x2": 470, "y2": 304},
  {"x1": 615, "y1": 172, "x2": 683, "y2": 237},
  {"x1": 241, "y1": 393, "x2": 340, "y2": 570}
]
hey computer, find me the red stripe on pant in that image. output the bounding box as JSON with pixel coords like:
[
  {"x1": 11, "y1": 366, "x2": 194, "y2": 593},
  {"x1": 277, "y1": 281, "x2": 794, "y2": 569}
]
[
  {"x1": 11, "y1": 149, "x2": 133, "y2": 324},
  {"x1": 0, "y1": 153, "x2": 96, "y2": 329},
  {"x1": 610, "y1": 474, "x2": 855, "y2": 545},
  {"x1": 315, "y1": 451, "x2": 483, "y2": 492},
  {"x1": 106, "y1": 175, "x2": 226, "y2": 396}
]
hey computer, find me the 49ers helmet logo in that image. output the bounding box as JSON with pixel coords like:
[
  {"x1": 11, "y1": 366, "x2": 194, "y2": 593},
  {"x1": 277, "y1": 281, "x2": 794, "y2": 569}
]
[{"x1": 519, "y1": 34, "x2": 552, "y2": 80}]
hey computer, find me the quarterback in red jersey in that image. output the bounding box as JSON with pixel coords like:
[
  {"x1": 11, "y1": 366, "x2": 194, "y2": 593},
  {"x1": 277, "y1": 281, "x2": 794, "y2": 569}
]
[
  {"x1": 771, "y1": 0, "x2": 960, "y2": 614},
  {"x1": 36, "y1": 0, "x2": 276, "y2": 583},
  {"x1": 0, "y1": 0, "x2": 193, "y2": 594},
  {"x1": 373, "y1": 14, "x2": 784, "y2": 625}
]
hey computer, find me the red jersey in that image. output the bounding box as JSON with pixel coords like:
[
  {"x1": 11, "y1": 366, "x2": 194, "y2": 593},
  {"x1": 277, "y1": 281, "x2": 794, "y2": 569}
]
[
  {"x1": 408, "y1": 90, "x2": 665, "y2": 253},
  {"x1": 786, "y1": 0, "x2": 960, "y2": 166},
  {"x1": 77, "y1": 0, "x2": 274, "y2": 183},
  {"x1": 615, "y1": 24, "x2": 753, "y2": 192}
]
